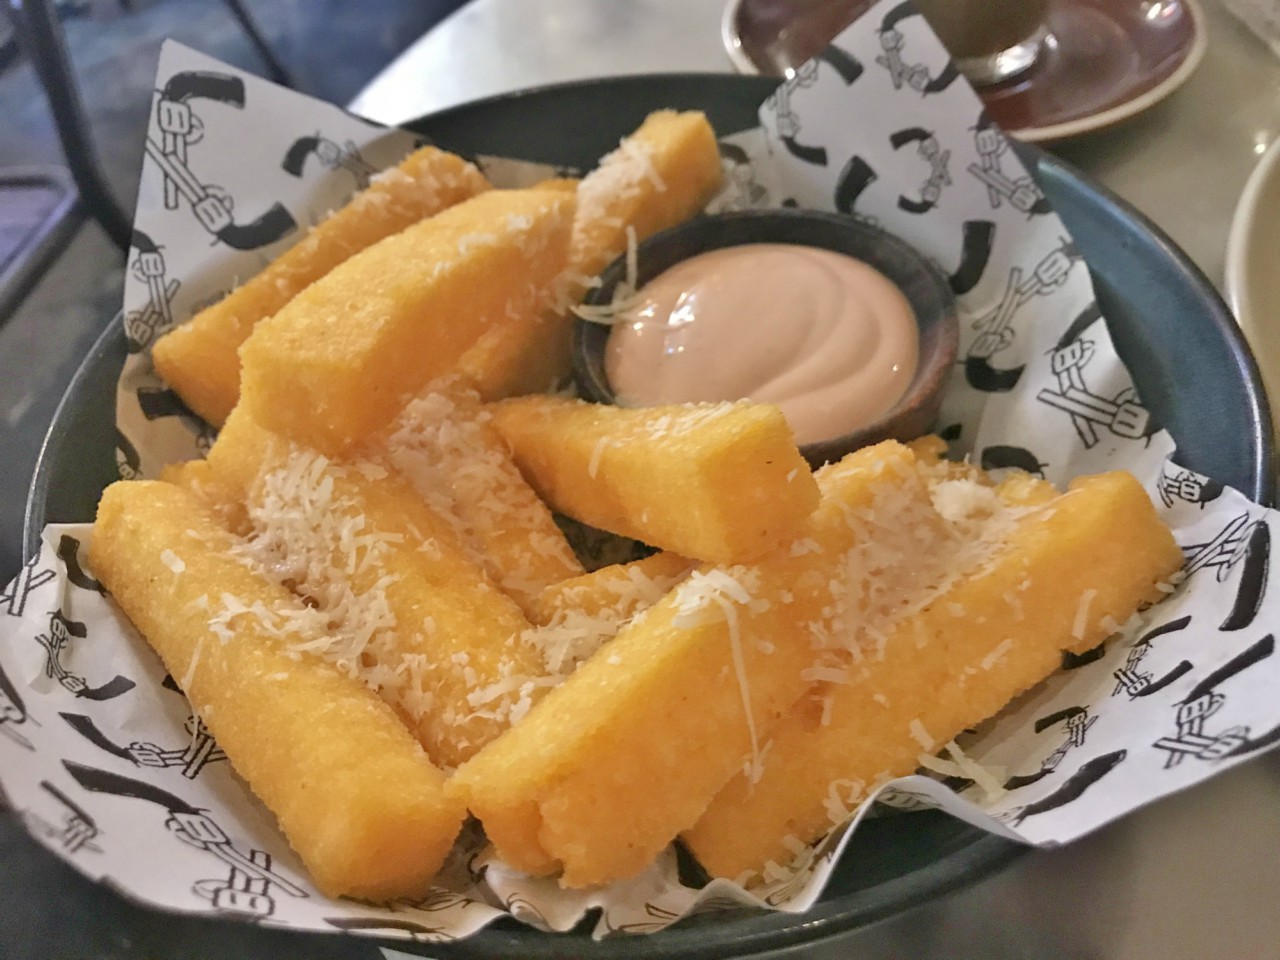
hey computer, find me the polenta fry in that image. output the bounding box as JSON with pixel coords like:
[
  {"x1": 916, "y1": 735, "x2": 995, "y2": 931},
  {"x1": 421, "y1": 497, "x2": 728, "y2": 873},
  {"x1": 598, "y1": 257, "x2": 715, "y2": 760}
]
[
  {"x1": 448, "y1": 442, "x2": 945, "y2": 886},
  {"x1": 568, "y1": 110, "x2": 723, "y2": 279},
  {"x1": 207, "y1": 406, "x2": 547, "y2": 769},
  {"x1": 487, "y1": 396, "x2": 820, "y2": 564},
  {"x1": 239, "y1": 188, "x2": 575, "y2": 454},
  {"x1": 152, "y1": 145, "x2": 490, "y2": 427},
  {"x1": 378, "y1": 385, "x2": 583, "y2": 619},
  {"x1": 684, "y1": 470, "x2": 1183, "y2": 880},
  {"x1": 90, "y1": 480, "x2": 466, "y2": 899}
]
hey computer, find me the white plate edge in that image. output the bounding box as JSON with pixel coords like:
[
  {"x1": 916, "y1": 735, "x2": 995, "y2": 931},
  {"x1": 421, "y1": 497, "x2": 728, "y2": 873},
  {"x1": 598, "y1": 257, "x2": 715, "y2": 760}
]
[
  {"x1": 1226, "y1": 133, "x2": 1280, "y2": 322},
  {"x1": 1011, "y1": 0, "x2": 1209, "y2": 143}
]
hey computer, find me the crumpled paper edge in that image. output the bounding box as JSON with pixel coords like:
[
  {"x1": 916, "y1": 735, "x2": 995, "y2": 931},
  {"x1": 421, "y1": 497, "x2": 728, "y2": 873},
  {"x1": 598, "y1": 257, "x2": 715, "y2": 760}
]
[{"x1": 2, "y1": 13, "x2": 1280, "y2": 947}]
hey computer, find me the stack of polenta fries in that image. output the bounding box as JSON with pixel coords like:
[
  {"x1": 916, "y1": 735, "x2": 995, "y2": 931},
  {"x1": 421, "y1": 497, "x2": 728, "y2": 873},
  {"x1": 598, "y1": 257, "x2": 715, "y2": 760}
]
[{"x1": 91, "y1": 110, "x2": 1182, "y2": 904}]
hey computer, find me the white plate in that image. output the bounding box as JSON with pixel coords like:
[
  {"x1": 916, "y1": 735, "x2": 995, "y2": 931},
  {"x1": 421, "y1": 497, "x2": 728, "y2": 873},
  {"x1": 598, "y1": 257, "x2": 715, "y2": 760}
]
[{"x1": 1226, "y1": 134, "x2": 1280, "y2": 431}]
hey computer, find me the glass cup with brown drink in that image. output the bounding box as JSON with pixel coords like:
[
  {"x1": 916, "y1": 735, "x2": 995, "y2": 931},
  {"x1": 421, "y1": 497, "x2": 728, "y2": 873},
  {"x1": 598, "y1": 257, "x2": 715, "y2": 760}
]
[
  {"x1": 913, "y1": 0, "x2": 1052, "y2": 85},
  {"x1": 730, "y1": 0, "x2": 1054, "y2": 87}
]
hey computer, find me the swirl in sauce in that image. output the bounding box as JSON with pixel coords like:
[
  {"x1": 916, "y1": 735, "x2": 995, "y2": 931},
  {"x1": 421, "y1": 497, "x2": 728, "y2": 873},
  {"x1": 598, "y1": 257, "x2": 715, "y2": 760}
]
[{"x1": 604, "y1": 243, "x2": 919, "y2": 445}]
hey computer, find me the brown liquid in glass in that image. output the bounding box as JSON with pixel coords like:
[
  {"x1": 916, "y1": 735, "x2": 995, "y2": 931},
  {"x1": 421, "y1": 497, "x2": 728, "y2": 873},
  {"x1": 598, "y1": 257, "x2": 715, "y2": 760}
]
[{"x1": 913, "y1": 0, "x2": 1049, "y2": 59}]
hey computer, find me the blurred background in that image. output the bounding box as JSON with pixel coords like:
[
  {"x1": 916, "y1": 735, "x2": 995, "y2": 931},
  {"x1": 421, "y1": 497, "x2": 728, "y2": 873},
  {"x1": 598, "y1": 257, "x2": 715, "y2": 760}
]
[{"x1": 0, "y1": 0, "x2": 466, "y2": 581}]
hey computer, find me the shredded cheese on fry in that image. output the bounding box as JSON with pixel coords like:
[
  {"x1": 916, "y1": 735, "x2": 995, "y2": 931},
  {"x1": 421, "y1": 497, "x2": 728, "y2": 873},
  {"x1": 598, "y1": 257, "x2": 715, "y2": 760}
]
[
  {"x1": 673, "y1": 568, "x2": 768, "y2": 783},
  {"x1": 1072, "y1": 588, "x2": 1098, "y2": 640},
  {"x1": 569, "y1": 224, "x2": 642, "y2": 326}
]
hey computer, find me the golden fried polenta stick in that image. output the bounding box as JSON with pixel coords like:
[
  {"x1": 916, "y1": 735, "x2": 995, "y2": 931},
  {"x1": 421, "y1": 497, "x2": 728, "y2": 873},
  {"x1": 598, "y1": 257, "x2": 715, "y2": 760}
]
[
  {"x1": 535, "y1": 177, "x2": 581, "y2": 192},
  {"x1": 90, "y1": 481, "x2": 465, "y2": 899},
  {"x1": 569, "y1": 110, "x2": 723, "y2": 278},
  {"x1": 487, "y1": 396, "x2": 819, "y2": 564},
  {"x1": 530, "y1": 552, "x2": 693, "y2": 626},
  {"x1": 152, "y1": 146, "x2": 489, "y2": 427},
  {"x1": 160, "y1": 458, "x2": 249, "y2": 535},
  {"x1": 448, "y1": 442, "x2": 944, "y2": 886},
  {"x1": 452, "y1": 305, "x2": 567, "y2": 401},
  {"x1": 508, "y1": 553, "x2": 697, "y2": 681},
  {"x1": 379, "y1": 386, "x2": 583, "y2": 619},
  {"x1": 684, "y1": 470, "x2": 1182, "y2": 880},
  {"x1": 456, "y1": 110, "x2": 723, "y2": 400},
  {"x1": 207, "y1": 406, "x2": 545, "y2": 769},
  {"x1": 239, "y1": 188, "x2": 575, "y2": 454}
]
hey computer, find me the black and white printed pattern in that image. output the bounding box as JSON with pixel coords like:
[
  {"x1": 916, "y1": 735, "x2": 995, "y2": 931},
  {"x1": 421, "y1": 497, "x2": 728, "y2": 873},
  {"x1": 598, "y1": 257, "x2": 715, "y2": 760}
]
[
  {"x1": 281, "y1": 134, "x2": 377, "y2": 189},
  {"x1": 123, "y1": 231, "x2": 177, "y2": 353},
  {"x1": 752, "y1": 9, "x2": 1175, "y2": 485},
  {"x1": 0, "y1": 525, "x2": 502, "y2": 937},
  {"x1": 116, "y1": 43, "x2": 423, "y2": 481},
  {"x1": 21, "y1": 780, "x2": 103, "y2": 854},
  {"x1": 5, "y1": 13, "x2": 1280, "y2": 942}
]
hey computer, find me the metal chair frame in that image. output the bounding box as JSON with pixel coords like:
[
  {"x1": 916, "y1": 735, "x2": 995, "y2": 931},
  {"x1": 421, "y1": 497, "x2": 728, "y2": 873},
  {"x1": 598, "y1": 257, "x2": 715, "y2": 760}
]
[{"x1": 3, "y1": 0, "x2": 296, "y2": 257}]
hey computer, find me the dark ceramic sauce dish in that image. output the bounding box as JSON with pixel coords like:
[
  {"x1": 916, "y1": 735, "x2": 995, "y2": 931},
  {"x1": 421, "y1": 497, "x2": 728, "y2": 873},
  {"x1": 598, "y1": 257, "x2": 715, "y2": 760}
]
[{"x1": 571, "y1": 208, "x2": 959, "y2": 467}]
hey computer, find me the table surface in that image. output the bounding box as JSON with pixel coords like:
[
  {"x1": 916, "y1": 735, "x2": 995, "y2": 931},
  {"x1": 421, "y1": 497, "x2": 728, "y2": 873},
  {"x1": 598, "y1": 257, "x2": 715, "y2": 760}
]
[
  {"x1": 351, "y1": 0, "x2": 1280, "y2": 290},
  {"x1": 352, "y1": 2, "x2": 1280, "y2": 959},
  {"x1": 6, "y1": 3, "x2": 1280, "y2": 959}
]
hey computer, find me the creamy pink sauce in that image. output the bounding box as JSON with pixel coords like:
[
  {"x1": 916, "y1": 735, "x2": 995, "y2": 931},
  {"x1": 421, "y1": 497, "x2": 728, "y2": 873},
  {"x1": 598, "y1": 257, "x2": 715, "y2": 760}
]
[{"x1": 604, "y1": 243, "x2": 919, "y2": 445}]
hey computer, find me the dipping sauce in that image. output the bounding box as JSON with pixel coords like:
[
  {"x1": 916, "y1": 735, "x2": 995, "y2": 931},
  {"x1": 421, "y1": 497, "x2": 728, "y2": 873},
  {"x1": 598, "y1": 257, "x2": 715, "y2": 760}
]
[{"x1": 604, "y1": 243, "x2": 919, "y2": 445}]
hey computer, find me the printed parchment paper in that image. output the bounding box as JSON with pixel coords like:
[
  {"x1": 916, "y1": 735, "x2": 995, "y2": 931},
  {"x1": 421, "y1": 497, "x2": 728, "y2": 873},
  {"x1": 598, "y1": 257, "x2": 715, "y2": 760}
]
[{"x1": 2, "y1": 8, "x2": 1278, "y2": 944}]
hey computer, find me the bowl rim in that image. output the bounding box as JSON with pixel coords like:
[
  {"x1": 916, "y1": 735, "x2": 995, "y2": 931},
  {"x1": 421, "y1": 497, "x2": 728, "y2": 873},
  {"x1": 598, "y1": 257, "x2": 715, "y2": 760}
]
[
  {"x1": 22, "y1": 307, "x2": 123, "y2": 567},
  {"x1": 20, "y1": 70, "x2": 1277, "y2": 960}
]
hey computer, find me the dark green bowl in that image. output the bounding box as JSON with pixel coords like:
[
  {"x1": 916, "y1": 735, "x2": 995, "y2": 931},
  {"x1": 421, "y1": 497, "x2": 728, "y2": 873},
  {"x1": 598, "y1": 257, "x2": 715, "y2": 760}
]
[{"x1": 22, "y1": 73, "x2": 1274, "y2": 960}]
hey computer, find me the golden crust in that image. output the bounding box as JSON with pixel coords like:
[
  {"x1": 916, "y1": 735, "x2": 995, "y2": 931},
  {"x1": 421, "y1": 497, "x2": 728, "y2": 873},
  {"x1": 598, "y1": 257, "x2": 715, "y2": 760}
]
[
  {"x1": 90, "y1": 480, "x2": 465, "y2": 898},
  {"x1": 487, "y1": 396, "x2": 820, "y2": 565},
  {"x1": 684, "y1": 470, "x2": 1182, "y2": 880},
  {"x1": 152, "y1": 146, "x2": 489, "y2": 427}
]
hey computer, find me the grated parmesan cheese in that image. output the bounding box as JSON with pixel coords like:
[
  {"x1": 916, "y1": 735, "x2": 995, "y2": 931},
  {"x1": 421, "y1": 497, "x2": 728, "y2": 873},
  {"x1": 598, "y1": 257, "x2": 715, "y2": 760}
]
[
  {"x1": 181, "y1": 636, "x2": 203, "y2": 692},
  {"x1": 909, "y1": 718, "x2": 934, "y2": 751},
  {"x1": 222, "y1": 443, "x2": 435, "y2": 721},
  {"x1": 943, "y1": 739, "x2": 1007, "y2": 801},
  {"x1": 576, "y1": 135, "x2": 666, "y2": 231},
  {"x1": 382, "y1": 384, "x2": 581, "y2": 614},
  {"x1": 818, "y1": 692, "x2": 835, "y2": 727},
  {"x1": 980, "y1": 638, "x2": 1014, "y2": 671},
  {"x1": 800, "y1": 665, "x2": 850, "y2": 684},
  {"x1": 672, "y1": 567, "x2": 767, "y2": 783},
  {"x1": 930, "y1": 478, "x2": 1004, "y2": 524},
  {"x1": 588, "y1": 436, "x2": 610, "y2": 479},
  {"x1": 788, "y1": 538, "x2": 823, "y2": 557},
  {"x1": 569, "y1": 222, "x2": 642, "y2": 326},
  {"x1": 823, "y1": 777, "x2": 867, "y2": 826},
  {"x1": 916, "y1": 752, "x2": 966, "y2": 778},
  {"x1": 1072, "y1": 588, "x2": 1098, "y2": 640}
]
